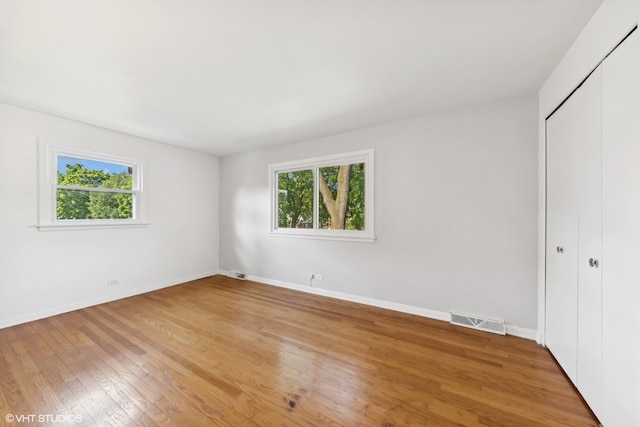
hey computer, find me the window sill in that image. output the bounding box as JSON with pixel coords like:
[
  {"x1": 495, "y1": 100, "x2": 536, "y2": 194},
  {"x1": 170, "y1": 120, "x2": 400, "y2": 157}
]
[
  {"x1": 269, "y1": 231, "x2": 376, "y2": 243},
  {"x1": 36, "y1": 221, "x2": 150, "y2": 231}
]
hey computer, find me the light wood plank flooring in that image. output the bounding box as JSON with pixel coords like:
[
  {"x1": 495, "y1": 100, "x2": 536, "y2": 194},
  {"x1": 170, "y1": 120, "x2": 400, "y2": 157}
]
[{"x1": 0, "y1": 275, "x2": 598, "y2": 426}]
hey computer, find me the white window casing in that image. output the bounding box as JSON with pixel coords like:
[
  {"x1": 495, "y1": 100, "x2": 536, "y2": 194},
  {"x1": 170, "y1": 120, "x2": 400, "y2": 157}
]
[
  {"x1": 37, "y1": 140, "x2": 149, "y2": 231},
  {"x1": 268, "y1": 149, "x2": 375, "y2": 242}
]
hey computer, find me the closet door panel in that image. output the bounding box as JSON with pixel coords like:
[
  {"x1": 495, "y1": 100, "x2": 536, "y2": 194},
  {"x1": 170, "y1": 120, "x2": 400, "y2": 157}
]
[
  {"x1": 601, "y1": 31, "x2": 640, "y2": 427},
  {"x1": 575, "y1": 67, "x2": 602, "y2": 415},
  {"x1": 545, "y1": 93, "x2": 580, "y2": 383}
]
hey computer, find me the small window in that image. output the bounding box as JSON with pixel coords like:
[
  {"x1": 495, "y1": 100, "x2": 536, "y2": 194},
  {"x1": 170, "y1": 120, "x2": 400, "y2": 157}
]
[
  {"x1": 269, "y1": 150, "x2": 374, "y2": 242},
  {"x1": 38, "y1": 142, "x2": 146, "y2": 230}
]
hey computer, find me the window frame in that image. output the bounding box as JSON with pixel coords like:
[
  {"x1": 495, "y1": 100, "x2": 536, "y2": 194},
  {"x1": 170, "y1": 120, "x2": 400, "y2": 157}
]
[
  {"x1": 37, "y1": 141, "x2": 148, "y2": 231},
  {"x1": 268, "y1": 149, "x2": 375, "y2": 242}
]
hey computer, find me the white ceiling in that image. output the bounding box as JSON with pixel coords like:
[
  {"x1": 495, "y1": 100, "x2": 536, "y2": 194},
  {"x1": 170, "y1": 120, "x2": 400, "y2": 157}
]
[{"x1": 0, "y1": 0, "x2": 601, "y2": 157}]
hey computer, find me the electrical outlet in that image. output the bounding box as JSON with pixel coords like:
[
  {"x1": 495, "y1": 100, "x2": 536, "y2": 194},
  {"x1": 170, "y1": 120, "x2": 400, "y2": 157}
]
[
  {"x1": 315, "y1": 274, "x2": 323, "y2": 281},
  {"x1": 107, "y1": 279, "x2": 120, "y2": 286}
]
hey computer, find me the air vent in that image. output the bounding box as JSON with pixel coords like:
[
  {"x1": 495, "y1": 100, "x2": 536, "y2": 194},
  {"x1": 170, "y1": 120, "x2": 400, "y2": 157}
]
[
  {"x1": 227, "y1": 271, "x2": 247, "y2": 280},
  {"x1": 450, "y1": 313, "x2": 506, "y2": 335}
]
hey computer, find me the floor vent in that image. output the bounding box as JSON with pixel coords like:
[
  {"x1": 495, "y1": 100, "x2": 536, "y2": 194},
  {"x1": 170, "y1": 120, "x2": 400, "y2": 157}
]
[
  {"x1": 450, "y1": 313, "x2": 506, "y2": 335},
  {"x1": 228, "y1": 271, "x2": 247, "y2": 280}
]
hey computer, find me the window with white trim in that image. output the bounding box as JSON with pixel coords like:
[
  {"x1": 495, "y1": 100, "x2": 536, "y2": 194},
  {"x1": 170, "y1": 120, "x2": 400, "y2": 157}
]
[
  {"x1": 269, "y1": 149, "x2": 375, "y2": 242},
  {"x1": 38, "y1": 142, "x2": 146, "y2": 230}
]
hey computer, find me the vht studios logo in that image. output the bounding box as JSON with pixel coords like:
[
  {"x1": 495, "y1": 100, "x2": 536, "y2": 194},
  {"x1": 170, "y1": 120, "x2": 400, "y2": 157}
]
[{"x1": 5, "y1": 414, "x2": 83, "y2": 423}]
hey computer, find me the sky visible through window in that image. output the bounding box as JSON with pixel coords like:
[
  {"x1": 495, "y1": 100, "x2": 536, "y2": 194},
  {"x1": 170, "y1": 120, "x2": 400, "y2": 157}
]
[{"x1": 57, "y1": 155, "x2": 130, "y2": 175}]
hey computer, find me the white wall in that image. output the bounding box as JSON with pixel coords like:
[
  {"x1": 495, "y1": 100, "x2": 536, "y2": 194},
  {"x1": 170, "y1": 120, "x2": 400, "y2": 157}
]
[
  {"x1": 220, "y1": 95, "x2": 539, "y2": 334},
  {"x1": 0, "y1": 102, "x2": 220, "y2": 328}
]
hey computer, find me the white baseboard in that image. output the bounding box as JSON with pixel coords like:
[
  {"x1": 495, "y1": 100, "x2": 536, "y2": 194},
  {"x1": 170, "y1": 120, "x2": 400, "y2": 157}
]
[
  {"x1": 223, "y1": 271, "x2": 538, "y2": 341},
  {"x1": 0, "y1": 270, "x2": 222, "y2": 330},
  {"x1": 505, "y1": 324, "x2": 538, "y2": 341}
]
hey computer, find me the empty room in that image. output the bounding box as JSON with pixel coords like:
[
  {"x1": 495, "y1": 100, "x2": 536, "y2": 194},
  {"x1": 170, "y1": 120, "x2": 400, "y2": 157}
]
[{"x1": 1, "y1": 0, "x2": 639, "y2": 425}]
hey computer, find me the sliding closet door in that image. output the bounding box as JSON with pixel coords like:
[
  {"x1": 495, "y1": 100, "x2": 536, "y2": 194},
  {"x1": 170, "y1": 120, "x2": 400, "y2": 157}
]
[
  {"x1": 601, "y1": 31, "x2": 640, "y2": 427},
  {"x1": 546, "y1": 65, "x2": 602, "y2": 398},
  {"x1": 575, "y1": 67, "x2": 602, "y2": 415},
  {"x1": 545, "y1": 89, "x2": 580, "y2": 383},
  {"x1": 547, "y1": 29, "x2": 639, "y2": 424}
]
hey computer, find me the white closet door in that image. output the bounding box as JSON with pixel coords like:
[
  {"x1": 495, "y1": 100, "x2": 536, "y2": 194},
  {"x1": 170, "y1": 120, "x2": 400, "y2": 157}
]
[
  {"x1": 601, "y1": 31, "x2": 640, "y2": 427},
  {"x1": 575, "y1": 67, "x2": 602, "y2": 415},
  {"x1": 545, "y1": 89, "x2": 580, "y2": 383}
]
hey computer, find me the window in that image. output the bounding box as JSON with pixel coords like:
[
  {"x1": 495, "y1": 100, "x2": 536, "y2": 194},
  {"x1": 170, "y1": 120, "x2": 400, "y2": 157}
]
[
  {"x1": 37, "y1": 142, "x2": 146, "y2": 230},
  {"x1": 269, "y1": 149, "x2": 375, "y2": 242}
]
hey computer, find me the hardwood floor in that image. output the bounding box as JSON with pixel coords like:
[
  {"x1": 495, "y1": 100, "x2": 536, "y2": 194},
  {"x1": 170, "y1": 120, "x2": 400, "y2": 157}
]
[{"x1": 0, "y1": 275, "x2": 598, "y2": 426}]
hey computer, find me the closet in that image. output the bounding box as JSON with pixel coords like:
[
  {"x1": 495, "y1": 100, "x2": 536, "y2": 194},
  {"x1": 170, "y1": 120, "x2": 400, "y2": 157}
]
[{"x1": 545, "y1": 29, "x2": 640, "y2": 426}]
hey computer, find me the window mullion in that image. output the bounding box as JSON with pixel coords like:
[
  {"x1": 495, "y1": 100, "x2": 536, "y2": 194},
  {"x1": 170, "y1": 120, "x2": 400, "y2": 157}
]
[
  {"x1": 56, "y1": 184, "x2": 133, "y2": 195},
  {"x1": 313, "y1": 167, "x2": 319, "y2": 230},
  {"x1": 273, "y1": 171, "x2": 279, "y2": 231}
]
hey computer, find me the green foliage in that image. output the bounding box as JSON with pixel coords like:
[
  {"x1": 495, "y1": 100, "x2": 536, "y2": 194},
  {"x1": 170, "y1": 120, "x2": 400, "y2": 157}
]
[
  {"x1": 278, "y1": 169, "x2": 313, "y2": 228},
  {"x1": 56, "y1": 163, "x2": 133, "y2": 220},
  {"x1": 348, "y1": 163, "x2": 365, "y2": 230},
  {"x1": 88, "y1": 173, "x2": 133, "y2": 219},
  {"x1": 56, "y1": 189, "x2": 92, "y2": 220}
]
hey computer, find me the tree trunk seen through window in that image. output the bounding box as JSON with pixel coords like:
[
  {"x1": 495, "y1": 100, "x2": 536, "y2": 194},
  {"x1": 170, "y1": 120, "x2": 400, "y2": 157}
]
[
  {"x1": 318, "y1": 165, "x2": 351, "y2": 229},
  {"x1": 319, "y1": 163, "x2": 365, "y2": 231}
]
